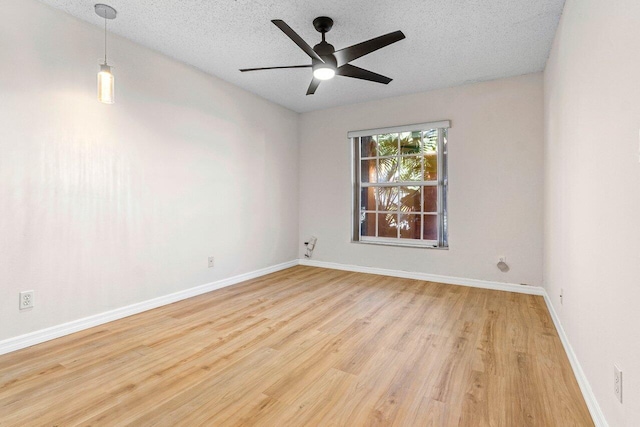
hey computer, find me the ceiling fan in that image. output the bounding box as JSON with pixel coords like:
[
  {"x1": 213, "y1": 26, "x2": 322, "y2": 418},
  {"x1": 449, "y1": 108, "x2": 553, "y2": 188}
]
[{"x1": 240, "y1": 17, "x2": 406, "y2": 95}]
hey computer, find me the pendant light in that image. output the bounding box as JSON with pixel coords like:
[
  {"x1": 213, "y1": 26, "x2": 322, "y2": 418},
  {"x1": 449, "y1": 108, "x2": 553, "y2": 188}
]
[{"x1": 95, "y1": 4, "x2": 117, "y2": 104}]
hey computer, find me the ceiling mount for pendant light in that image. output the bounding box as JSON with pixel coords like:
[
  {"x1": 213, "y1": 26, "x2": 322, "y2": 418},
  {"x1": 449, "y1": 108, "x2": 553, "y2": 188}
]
[{"x1": 95, "y1": 4, "x2": 117, "y2": 104}]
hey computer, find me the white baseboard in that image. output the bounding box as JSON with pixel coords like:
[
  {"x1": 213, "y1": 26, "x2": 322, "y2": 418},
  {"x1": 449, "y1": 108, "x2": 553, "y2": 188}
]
[
  {"x1": 299, "y1": 259, "x2": 545, "y2": 295},
  {"x1": 0, "y1": 260, "x2": 298, "y2": 356},
  {"x1": 543, "y1": 294, "x2": 608, "y2": 427}
]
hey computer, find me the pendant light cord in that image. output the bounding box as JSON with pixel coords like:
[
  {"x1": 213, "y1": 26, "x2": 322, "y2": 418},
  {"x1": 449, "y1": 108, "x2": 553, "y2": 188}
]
[{"x1": 104, "y1": 15, "x2": 108, "y2": 64}]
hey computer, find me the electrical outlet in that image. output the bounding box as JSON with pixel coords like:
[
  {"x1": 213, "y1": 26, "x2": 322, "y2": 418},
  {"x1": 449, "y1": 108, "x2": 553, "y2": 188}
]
[
  {"x1": 19, "y1": 291, "x2": 34, "y2": 310},
  {"x1": 614, "y1": 365, "x2": 623, "y2": 403},
  {"x1": 208, "y1": 256, "x2": 214, "y2": 268}
]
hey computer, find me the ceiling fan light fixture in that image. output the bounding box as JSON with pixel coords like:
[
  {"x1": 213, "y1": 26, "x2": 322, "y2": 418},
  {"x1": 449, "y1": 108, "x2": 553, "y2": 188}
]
[{"x1": 313, "y1": 63, "x2": 336, "y2": 80}]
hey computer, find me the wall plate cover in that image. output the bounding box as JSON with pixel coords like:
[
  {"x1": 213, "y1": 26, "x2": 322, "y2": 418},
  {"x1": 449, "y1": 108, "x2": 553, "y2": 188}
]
[{"x1": 19, "y1": 290, "x2": 34, "y2": 310}]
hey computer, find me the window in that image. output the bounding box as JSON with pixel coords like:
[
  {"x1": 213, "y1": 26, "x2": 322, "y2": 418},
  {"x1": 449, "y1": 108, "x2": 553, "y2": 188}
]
[{"x1": 351, "y1": 121, "x2": 449, "y2": 248}]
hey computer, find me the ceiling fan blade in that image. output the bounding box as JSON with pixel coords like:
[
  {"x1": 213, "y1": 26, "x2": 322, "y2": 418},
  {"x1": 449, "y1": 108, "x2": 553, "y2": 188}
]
[
  {"x1": 336, "y1": 64, "x2": 392, "y2": 84},
  {"x1": 272, "y1": 20, "x2": 324, "y2": 62},
  {"x1": 306, "y1": 78, "x2": 321, "y2": 95},
  {"x1": 240, "y1": 65, "x2": 312, "y2": 72},
  {"x1": 334, "y1": 30, "x2": 405, "y2": 67}
]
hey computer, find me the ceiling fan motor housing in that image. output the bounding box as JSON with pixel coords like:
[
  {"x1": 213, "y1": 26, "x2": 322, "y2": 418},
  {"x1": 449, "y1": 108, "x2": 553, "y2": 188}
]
[
  {"x1": 313, "y1": 42, "x2": 337, "y2": 64},
  {"x1": 312, "y1": 18, "x2": 337, "y2": 69}
]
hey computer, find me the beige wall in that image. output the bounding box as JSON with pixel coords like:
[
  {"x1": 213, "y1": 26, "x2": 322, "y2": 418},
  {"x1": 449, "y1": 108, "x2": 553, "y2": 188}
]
[
  {"x1": 299, "y1": 73, "x2": 544, "y2": 286},
  {"x1": 544, "y1": 0, "x2": 640, "y2": 425},
  {"x1": 0, "y1": 0, "x2": 299, "y2": 341}
]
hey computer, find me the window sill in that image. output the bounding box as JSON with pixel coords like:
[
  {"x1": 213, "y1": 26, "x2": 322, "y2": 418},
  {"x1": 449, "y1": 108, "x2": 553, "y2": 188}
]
[{"x1": 351, "y1": 240, "x2": 449, "y2": 250}]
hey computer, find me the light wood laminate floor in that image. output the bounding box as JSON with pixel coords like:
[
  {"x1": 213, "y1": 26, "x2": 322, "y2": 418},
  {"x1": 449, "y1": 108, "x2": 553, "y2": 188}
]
[{"x1": 0, "y1": 266, "x2": 593, "y2": 426}]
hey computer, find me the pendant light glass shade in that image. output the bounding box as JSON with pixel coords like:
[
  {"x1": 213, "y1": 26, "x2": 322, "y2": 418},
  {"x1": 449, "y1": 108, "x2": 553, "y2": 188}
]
[{"x1": 98, "y1": 64, "x2": 115, "y2": 104}]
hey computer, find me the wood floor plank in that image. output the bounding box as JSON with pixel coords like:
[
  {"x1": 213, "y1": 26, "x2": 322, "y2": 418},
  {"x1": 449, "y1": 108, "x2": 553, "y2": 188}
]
[{"x1": 0, "y1": 266, "x2": 593, "y2": 426}]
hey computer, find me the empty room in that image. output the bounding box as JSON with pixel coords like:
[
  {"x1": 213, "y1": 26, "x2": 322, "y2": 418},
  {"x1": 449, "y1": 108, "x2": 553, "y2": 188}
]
[{"x1": 0, "y1": 0, "x2": 638, "y2": 425}]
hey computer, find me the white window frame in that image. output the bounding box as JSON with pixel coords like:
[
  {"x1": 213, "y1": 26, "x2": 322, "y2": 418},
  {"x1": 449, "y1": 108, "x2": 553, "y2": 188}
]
[{"x1": 350, "y1": 121, "x2": 450, "y2": 249}]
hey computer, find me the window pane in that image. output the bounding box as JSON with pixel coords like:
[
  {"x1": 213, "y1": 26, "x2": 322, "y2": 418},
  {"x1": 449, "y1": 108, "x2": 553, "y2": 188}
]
[
  {"x1": 360, "y1": 136, "x2": 377, "y2": 157},
  {"x1": 423, "y1": 214, "x2": 438, "y2": 241},
  {"x1": 377, "y1": 133, "x2": 398, "y2": 156},
  {"x1": 377, "y1": 157, "x2": 398, "y2": 183},
  {"x1": 400, "y1": 131, "x2": 421, "y2": 155},
  {"x1": 423, "y1": 129, "x2": 438, "y2": 181},
  {"x1": 377, "y1": 187, "x2": 398, "y2": 212},
  {"x1": 378, "y1": 213, "x2": 398, "y2": 238},
  {"x1": 422, "y1": 130, "x2": 438, "y2": 153},
  {"x1": 399, "y1": 214, "x2": 421, "y2": 239},
  {"x1": 360, "y1": 187, "x2": 376, "y2": 211},
  {"x1": 361, "y1": 159, "x2": 377, "y2": 183},
  {"x1": 424, "y1": 152, "x2": 438, "y2": 181},
  {"x1": 399, "y1": 186, "x2": 421, "y2": 212},
  {"x1": 399, "y1": 156, "x2": 422, "y2": 181},
  {"x1": 360, "y1": 212, "x2": 376, "y2": 237},
  {"x1": 423, "y1": 186, "x2": 437, "y2": 212}
]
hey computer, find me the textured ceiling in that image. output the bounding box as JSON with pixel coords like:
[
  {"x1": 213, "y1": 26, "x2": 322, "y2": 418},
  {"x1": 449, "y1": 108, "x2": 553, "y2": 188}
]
[{"x1": 38, "y1": 0, "x2": 565, "y2": 113}]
